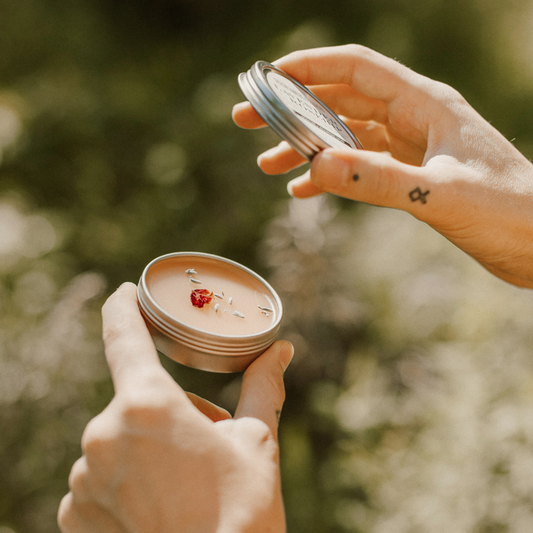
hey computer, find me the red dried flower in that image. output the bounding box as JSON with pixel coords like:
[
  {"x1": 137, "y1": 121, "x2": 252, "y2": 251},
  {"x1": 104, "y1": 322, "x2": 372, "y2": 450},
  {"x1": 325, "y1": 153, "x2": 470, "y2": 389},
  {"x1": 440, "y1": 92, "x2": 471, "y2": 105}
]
[{"x1": 190, "y1": 289, "x2": 214, "y2": 308}]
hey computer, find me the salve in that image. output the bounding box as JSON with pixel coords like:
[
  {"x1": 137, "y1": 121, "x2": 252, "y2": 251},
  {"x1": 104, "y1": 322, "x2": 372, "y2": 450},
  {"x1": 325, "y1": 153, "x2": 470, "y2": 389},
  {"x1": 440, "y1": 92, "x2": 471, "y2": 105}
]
[
  {"x1": 137, "y1": 252, "x2": 283, "y2": 372},
  {"x1": 146, "y1": 255, "x2": 277, "y2": 336}
]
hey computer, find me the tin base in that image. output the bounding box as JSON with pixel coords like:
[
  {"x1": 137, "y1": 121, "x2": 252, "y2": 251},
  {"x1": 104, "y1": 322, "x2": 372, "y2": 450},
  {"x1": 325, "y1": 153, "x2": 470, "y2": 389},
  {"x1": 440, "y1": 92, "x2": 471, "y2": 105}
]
[
  {"x1": 144, "y1": 317, "x2": 263, "y2": 373},
  {"x1": 137, "y1": 252, "x2": 283, "y2": 373}
]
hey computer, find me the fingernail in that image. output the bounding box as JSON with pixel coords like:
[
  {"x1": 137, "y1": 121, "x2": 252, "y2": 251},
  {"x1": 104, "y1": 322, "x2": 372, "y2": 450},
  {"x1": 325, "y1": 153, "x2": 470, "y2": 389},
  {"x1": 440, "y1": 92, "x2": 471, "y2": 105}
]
[
  {"x1": 278, "y1": 342, "x2": 294, "y2": 373},
  {"x1": 286, "y1": 173, "x2": 308, "y2": 196},
  {"x1": 287, "y1": 180, "x2": 296, "y2": 196},
  {"x1": 232, "y1": 101, "x2": 249, "y2": 113},
  {"x1": 312, "y1": 151, "x2": 350, "y2": 191},
  {"x1": 257, "y1": 144, "x2": 282, "y2": 166}
]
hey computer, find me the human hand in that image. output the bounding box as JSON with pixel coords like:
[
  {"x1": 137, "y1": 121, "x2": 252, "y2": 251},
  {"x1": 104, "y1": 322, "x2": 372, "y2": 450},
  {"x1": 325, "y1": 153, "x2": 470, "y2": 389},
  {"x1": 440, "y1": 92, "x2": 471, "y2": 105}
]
[
  {"x1": 58, "y1": 282, "x2": 293, "y2": 533},
  {"x1": 233, "y1": 44, "x2": 533, "y2": 288}
]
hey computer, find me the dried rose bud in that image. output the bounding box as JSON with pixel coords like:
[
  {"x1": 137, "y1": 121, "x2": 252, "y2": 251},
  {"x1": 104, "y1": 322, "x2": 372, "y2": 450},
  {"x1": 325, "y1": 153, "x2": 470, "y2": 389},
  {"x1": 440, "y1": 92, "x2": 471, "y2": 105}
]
[{"x1": 191, "y1": 289, "x2": 214, "y2": 308}]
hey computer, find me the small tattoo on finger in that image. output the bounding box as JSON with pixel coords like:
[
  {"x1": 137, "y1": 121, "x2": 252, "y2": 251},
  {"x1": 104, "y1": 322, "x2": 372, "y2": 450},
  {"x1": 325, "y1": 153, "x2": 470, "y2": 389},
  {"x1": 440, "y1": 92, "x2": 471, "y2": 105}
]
[{"x1": 409, "y1": 187, "x2": 430, "y2": 204}]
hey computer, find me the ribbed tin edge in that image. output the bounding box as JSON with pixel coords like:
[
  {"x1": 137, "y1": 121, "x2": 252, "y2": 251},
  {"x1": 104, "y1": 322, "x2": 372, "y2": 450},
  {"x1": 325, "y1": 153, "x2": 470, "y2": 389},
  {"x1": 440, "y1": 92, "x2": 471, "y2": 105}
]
[
  {"x1": 137, "y1": 252, "x2": 283, "y2": 371},
  {"x1": 238, "y1": 61, "x2": 363, "y2": 158}
]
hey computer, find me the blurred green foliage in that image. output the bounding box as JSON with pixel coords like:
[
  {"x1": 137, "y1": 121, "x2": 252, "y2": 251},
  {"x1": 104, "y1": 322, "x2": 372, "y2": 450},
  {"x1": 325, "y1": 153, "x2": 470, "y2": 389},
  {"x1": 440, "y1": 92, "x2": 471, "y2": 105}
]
[{"x1": 2, "y1": 1, "x2": 533, "y2": 532}]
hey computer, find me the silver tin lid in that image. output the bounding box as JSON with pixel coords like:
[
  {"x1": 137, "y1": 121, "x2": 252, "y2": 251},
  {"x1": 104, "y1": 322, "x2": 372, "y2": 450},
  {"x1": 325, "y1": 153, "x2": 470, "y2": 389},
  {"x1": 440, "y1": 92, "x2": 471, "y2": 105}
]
[{"x1": 238, "y1": 61, "x2": 363, "y2": 159}]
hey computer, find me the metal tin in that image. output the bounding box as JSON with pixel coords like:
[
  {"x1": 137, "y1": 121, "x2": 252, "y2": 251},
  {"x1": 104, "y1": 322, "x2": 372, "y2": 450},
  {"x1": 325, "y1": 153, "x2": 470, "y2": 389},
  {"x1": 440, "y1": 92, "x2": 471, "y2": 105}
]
[
  {"x1": 137, "y1": 252, "x2": 283, "y2": 373},
  {"x1": 238, "y1": 61, "x2": 363, "y2": 159}
]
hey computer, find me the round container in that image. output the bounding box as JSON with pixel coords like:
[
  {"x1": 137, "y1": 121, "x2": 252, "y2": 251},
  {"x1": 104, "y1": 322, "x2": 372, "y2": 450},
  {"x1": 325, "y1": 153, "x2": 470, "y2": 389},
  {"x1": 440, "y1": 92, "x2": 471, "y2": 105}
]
[
  {"x1": 137, "y1": 252, "x2": 283, "y2": 373},
  {"x1": 238, "y1": 60, "x2": 363, "y2": 159}
]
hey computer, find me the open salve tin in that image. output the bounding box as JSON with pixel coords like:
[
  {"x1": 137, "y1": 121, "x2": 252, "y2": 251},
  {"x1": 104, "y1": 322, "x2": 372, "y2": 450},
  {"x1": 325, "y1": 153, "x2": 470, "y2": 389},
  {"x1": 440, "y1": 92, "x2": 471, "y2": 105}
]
[
  {"x1": 238, "y1": 60, "x2": 363, "y2": 159},
  {"x1": 137, "y1": 252, "x2": 283, "y2": 373}
]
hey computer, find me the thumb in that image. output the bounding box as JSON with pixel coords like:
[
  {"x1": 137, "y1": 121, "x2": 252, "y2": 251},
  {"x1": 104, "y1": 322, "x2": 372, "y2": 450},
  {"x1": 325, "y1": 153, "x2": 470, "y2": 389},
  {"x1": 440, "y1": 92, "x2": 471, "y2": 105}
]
[
  {"x1": 289, "y1": 148, "x2": 433, "y2": 216},
  {"x1": 234, "y1": 341, "x2": 294, "y2": 439}
]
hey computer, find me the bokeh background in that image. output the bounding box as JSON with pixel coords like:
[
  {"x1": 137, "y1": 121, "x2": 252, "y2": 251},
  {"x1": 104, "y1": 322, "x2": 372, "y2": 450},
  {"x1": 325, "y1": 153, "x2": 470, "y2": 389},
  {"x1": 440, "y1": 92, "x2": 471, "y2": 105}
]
[{"x1": 2, "y1": 1, "x2": 533, "y2": 532}]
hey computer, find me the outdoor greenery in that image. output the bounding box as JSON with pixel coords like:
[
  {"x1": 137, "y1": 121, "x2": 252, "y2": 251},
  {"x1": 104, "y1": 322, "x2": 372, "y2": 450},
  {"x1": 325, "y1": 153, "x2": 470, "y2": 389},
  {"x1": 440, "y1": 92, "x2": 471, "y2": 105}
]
[{"x1": 2, "y1": 1, "x2": 533, "y2": 532}]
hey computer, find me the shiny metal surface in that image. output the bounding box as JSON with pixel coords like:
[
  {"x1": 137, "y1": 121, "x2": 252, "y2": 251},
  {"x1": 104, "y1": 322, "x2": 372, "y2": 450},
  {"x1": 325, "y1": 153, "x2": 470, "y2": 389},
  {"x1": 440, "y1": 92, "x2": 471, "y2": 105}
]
[
  {"x1": 238, "y1": 61, "x2": 363, "y2": 159},
  {"x1": 138, "y1": 252, "x2": 283, "y2": 373}
]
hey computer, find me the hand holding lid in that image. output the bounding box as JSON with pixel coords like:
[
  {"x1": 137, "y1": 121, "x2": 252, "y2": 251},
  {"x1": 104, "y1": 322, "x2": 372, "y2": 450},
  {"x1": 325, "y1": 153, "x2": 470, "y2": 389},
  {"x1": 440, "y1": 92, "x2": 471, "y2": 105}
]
[{"x1": 234, "y1": 44, "x2": 533, "y2": 289}]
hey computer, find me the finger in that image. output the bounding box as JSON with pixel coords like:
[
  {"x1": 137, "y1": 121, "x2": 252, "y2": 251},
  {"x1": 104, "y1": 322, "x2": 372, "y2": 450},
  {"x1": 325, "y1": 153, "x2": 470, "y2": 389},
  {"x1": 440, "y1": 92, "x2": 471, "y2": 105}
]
[
  {"x1": 257, "y1": 141, "x2": 308, "y2": 174},
  {"x1": 309, "y1": 83, "x2": 389, "y2": 125},
  {"x1": 80, "y1": 406, "x2": 122, "y2": 461},
  {"x1": 274, "y1": 44, "x2": 424, "y2": 103},
  {"x1": 67, "y1": 456, "x2": 91, "y2": 498},
  {"x1": 58, "y1": 493, "x2": 83, "y2": 533},
  {"x1": 101, "y1": 282, "x2": 166, "y2": 393},
  {"x1": 309, "y1": 148, "x2": 434, "y2": 217},
  {"x1": 58, "y1": 493, "x2": 77, "y2": 533},
  {"x1": 340, "y1": 118, "x2": 390, "y2": 153},
  {"x1": 234, "y1": 341, "x2": 293, "y2": 440},
  {"x1": 232, "y1": 101, "x2": 267, "y2": 129},
  {"x1": 287, "y1": 171, "x2": 324, "y2": 198},
  {"x1": 186, "y1": 392, "x2": 232, "y2": 422},
  {"x1": 58, "y1": 493, "x2": 123, "y2": 533}
]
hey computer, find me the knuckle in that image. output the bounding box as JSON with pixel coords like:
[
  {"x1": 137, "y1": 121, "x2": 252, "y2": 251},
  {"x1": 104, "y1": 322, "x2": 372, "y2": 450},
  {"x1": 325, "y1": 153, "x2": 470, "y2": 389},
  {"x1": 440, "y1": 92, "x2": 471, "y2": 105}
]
[
  {"x1": 57, "y1": 492, "x2": 76, "y2": 532},
  {"x1": 343, "y1": 43, "x2": 370, "y2": 57},
  {"x1": 68, "y1": 457, "x2": 89, "y2": 494},
  {"x1": 373, "y1": 159, "x2": 399, "y2": 202},
  {"x1": 116, "y1": 386, "x2": 177, "y2": 431},
  {"x1": 430, "y1": 81, "x2": 470, "y2": 113},
  {"x1": 241, "y1": 418, "x2": 279, "y2": 461},
  {"x1": 437, "y1": 82, "x2": 463, "y2": 102},
  {"x1": 240, "y1": 417, "x2": 274, "y2": 446},
  {"x1": 81, "y1": 415, "x2": 114, "y2": 458}
]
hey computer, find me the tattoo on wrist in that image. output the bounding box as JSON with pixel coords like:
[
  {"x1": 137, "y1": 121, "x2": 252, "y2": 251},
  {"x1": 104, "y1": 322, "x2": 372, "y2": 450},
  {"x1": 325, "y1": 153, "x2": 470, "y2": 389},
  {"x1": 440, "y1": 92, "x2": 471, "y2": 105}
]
[
  {"x1": 352, "y1": 174, "x2": 359, "y2": 181},
  {"x1": 409, "y1": 187, "x2": 430, "y2": 204}
]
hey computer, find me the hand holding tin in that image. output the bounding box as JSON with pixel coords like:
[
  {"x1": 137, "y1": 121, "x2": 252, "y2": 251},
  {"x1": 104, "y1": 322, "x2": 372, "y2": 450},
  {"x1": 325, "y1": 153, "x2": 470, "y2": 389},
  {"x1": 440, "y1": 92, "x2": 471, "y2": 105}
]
[
  {"x1": 58, "y1": 282, "x2": 293, "y2": 533},
  {"x1": 234, "y1": 44, "x2": 533, "y2": 289}
]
